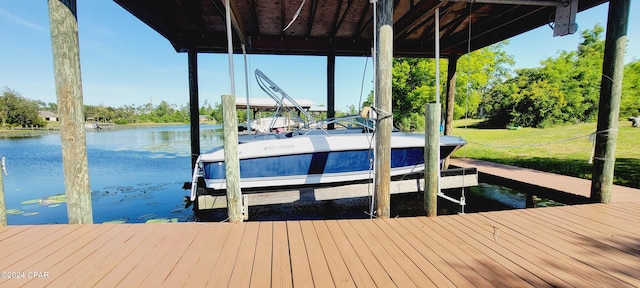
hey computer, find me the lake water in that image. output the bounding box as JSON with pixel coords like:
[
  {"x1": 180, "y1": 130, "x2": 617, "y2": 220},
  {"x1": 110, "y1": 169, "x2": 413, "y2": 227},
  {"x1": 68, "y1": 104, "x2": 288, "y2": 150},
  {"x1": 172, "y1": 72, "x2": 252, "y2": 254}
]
[
  {"x1": 0, "y1": 125, "x2": 224, "y2": 225},
  {"x1": 0, "y1": 125, "x2": 558, "y2": 224}
]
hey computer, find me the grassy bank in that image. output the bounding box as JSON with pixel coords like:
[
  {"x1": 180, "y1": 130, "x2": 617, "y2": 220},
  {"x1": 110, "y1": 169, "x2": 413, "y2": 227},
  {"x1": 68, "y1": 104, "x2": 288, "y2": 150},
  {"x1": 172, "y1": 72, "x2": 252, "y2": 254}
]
[
  {"x1": 0, "y1": 128, "x2": 57, "y2": 138},
  {"x1": 450, "y1": 119, "x2": 640, "y2": 189}
]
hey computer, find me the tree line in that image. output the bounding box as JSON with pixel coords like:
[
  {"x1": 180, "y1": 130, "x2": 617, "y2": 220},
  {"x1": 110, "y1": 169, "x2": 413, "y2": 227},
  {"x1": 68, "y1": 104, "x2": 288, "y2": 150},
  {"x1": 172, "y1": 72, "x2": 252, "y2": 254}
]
[
  {"x1": 3, "y1": 24, "x2": 638, "y2": 130},
  {"x1": 0, "y1": 88, "x2": 192, "y2": 128},
  {"x1": 385, "y1": 24, "x2": 640, "y2": 131}
]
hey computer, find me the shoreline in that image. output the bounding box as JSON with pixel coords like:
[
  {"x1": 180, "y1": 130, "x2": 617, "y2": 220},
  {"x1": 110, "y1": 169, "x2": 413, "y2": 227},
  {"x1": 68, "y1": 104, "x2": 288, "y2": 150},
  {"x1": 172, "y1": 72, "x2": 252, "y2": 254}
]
[{"x1": 0, "y1": 122, "x2": 207, "y2": 138}]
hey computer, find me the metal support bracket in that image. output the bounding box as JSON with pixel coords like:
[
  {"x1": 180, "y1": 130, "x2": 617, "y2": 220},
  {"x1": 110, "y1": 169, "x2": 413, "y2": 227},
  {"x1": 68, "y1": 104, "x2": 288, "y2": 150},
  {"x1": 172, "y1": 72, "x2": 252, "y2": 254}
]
[
  {"x1": 242, "y1": 194, "x2": 249, "y2": 220},
  {"x1": 553, "y1": 0, "x2": 579, "y2": 36}
]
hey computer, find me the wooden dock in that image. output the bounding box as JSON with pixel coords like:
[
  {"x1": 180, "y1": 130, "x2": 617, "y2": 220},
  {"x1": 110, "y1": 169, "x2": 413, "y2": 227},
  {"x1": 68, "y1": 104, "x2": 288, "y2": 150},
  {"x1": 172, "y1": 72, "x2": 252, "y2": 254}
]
[
  {"x1": 0, "y1": 202, "x2": 639, "y2": 287},
  {"x1": 1, "y1": 159, "x2": 639, "y2": 287}
]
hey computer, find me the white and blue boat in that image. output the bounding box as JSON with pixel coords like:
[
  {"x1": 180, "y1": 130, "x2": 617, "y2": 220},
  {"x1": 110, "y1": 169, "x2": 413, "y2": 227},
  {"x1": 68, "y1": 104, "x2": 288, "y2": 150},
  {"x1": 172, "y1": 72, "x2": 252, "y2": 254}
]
[
  {"x1": 191, "y1": 127, "x2": 464, "y2": 193},
  {"x1": 188, "y1": 70, "x2": 466, "y2": 201}
]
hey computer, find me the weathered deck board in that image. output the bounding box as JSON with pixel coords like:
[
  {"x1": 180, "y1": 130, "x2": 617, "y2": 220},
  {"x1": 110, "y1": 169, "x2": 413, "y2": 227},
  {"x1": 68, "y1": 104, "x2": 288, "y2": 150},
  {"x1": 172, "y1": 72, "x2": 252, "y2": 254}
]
[
  {"x1": 299, "y1": 221, "x2": 334, "y2": 287},
  {"x1": 336, "y1": 220, "x2": 398, "y2": 287},
  {"x1": 249, "y1": 222, "x2": 273, "y2": 288},
  {"x1": 1, "y1": 203, "x2": 640, "y2": 287},
  {"x1": 208, "y1": 222, "x2": 246, "y2": 287},
  {"x1": 311, "y1": 221, "x2": 356, "y2": 288},
  {"x1": 441, "y1": 214, "x2": 561, "y2": 287},
  {"x1": 228, "y1": 221, "x2": 260, "y2": 288},
  {"x1": 287, "y1": 221, "x2": 315, "y2": 287},
  {"x1": 482, "y1": 209, "x2": 636, "y2": 287},
  {"x1": 161, "y1": 223, "x2": 221, "y2": 287},
  {"x1": 323, "y1": 220, "x2": 377, "y2": 288},
  {"x1": 271, "y1": 221, "x2": 293, "y2": 288}
]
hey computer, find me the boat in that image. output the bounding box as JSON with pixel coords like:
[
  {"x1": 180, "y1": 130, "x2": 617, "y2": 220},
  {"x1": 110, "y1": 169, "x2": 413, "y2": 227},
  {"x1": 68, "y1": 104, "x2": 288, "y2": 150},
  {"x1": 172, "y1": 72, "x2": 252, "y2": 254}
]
[
  {"x1": 250, "y1": 116, "x2": 303, "y2": 133},
  {"x1": 188, "y1": 70, "x2": 466, "y2": 201}
]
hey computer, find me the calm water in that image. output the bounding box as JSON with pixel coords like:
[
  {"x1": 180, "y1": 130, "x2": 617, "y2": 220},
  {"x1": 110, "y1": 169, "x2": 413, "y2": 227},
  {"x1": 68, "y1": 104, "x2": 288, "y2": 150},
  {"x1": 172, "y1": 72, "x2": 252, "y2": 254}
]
[
  {"x1": 0, "y1": 125, "x2": 558, "y2": 224},
  {"x1": 0, "y1": 125, "x2": 223, "y2": 225}
]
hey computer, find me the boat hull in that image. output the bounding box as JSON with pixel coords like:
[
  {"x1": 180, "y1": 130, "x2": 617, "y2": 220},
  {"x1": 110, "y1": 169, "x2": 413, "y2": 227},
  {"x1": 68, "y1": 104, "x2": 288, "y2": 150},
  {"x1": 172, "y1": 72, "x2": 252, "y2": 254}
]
[{"x1": 191, "y1": 132, "x2": 465, "y2": 199}]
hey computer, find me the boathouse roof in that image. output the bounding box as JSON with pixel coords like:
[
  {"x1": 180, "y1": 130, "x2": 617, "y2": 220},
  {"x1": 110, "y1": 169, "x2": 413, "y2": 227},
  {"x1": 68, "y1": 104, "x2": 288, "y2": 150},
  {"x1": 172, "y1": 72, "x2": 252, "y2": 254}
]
[{"x1": 112, "y1": 0, "x2": 607, "y2": 57}]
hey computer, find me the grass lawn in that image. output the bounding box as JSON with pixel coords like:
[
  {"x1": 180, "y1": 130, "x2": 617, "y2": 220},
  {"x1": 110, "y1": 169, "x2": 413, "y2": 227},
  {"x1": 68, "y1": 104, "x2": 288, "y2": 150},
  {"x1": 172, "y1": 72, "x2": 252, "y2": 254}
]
[{"x1": 450, "y1": 119, "x2": 640, "y2": 189}]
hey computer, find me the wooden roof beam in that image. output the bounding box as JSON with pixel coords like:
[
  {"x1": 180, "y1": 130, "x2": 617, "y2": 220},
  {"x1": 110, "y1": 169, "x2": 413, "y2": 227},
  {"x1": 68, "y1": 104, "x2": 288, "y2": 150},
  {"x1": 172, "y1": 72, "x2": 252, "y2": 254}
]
[
  {"x1": 331, "y1": 0, "x2": 355, "y2": 38},
  {"x1": 444, "y1": 0, "x2": 563, "y2": 6},
  {"x1": 306, "y1": 0, "x2": 319, "y2": 37},
  {"x1": 249, "y1": 0, "x2": 260, "y2": 35},
  {"x1": 394, "y1": 0, "x2": 443, "y2": 41}
]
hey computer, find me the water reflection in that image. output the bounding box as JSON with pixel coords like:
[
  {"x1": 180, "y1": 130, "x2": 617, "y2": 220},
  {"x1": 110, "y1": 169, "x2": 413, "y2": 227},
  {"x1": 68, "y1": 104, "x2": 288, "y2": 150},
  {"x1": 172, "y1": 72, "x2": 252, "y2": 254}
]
[
  {"x1": 1, "y1": 124, "x2": 222, "y2": 225},
  {"x1": 468, "y1": 183, "x2": 564, "y2": 209}
]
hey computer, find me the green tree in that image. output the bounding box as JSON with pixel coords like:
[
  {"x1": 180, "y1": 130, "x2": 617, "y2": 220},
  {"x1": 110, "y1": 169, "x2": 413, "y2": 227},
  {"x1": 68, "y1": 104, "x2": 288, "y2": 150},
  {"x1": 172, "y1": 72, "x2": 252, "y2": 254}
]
[
  {"x1": 459, "y1": 41, "x2": 514, "y2": 119},
  {"x1": 484, "y1": 25, "x2": 611, "y2": 127},
  {"x1": 389, "y1": 41, "x2": 513, "y2": 131},
  {"x1": 621, "y1": 60, "x2": 640, "y2": 117},
  {"x1": 0, "y1": 87, "x2": 46, "y2": 127}
]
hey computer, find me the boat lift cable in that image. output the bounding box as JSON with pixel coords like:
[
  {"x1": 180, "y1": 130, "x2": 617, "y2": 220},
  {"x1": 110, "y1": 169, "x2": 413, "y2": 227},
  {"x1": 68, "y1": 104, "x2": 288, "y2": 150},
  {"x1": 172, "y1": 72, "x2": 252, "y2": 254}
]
[
  {"x1": 368, "y1": 0, "x2": 378, "y2": 219},
  {"x1": 461, "y1": 3, "x2": 476, "y2": 214},
  {"x1": 366, "y1": 127, "x2": 376, "y2": 219},
  {"x1": 358, "y1": 57, "x2": 369, "y2": 110},
  {"x1": 435, "y1": 7, "x2": 443, "y2": 208}
]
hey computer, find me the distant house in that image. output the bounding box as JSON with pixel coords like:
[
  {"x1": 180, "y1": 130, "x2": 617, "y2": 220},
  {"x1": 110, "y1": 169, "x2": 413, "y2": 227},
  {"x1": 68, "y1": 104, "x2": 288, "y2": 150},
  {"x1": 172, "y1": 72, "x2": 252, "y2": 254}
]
[{"x1": 39, "y1": 111, "x2": 58, "y2": 122}]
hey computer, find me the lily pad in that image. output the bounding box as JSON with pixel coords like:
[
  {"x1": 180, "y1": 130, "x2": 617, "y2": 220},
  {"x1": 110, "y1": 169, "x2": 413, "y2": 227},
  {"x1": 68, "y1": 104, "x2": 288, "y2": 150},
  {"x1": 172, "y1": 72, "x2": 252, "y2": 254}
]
[
  {"x1": 47, "y1": 204, "x2": 62, "y2": 208},
  {"x1": 103, "y1": 218, "x2": 128, "y2": 224},
  {"x1": 145, "y1": 218, "x2": 178, "y2": 224},
  {"x1": 7, "y1": 209, "x2": 23, "y2": 215},
  {"x1": 20, "y1": 199, "x2": 41, "y2": 205},
  {"x1": 23, "y1": 212, "x2": 39, "y2": 216},
  {"x1": 46, "y1": 194, "x2": 67, "y2": 203}
]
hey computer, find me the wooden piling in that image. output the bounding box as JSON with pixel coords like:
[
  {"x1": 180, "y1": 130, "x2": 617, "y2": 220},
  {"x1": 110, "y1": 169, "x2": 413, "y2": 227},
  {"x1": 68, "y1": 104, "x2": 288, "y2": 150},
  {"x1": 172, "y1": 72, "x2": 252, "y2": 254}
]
[
  {"x1": 424, "y1": 104, "x2": 440, "y2": 217},
  {"x1": 222, "y1": 94, "x2": 243, "y2": 222},
  {"x1": 0, "y1": 157, "x2": 6, "y2": 226},
  {"x1": 590, "y1": 0, "x2": 629, "y2": 204},
  {"x1": 48, "y1": 0, "x2": 93, "y2": 224},
  {"x1": 375, "y1": 0, "x2": 393, "y2": 218}
]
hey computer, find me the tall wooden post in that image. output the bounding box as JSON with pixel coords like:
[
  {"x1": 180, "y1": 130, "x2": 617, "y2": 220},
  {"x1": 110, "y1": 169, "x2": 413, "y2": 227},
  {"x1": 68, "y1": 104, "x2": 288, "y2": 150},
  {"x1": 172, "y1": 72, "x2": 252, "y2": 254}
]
[
  {"x1": 375, "y1": 0, "x2": 393, "y2": 218},
  {"x1": 188, "y1": 50, "x2": 201, "y2": 169},
  {"x1": 48, "y1": 0, "x2": 93, "y2": 224},
  {"x1": 222, "y1": 95, "x2": 243, "y2": 222},
  {"x1": 443, "y1": 56, "x2": 458, "y2": 169},
  {"x1": 327, "y1": 49, "x2": 336, "y2": 130},
  {"x1": 0, "y1": 157, "x2": 6, "y2": 226},
  {"x1": 590, "y1": 0, "x2": 629, "y2": 203},
  {"x1": 425, "y1": 104, "x2": 440, "y2": 217}
]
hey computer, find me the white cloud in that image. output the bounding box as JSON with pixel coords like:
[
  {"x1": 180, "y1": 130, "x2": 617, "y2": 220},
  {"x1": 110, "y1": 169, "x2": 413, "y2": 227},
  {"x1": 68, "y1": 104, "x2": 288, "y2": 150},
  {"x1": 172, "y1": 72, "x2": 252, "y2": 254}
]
[{"x1": 0, "y1": 7, "x2": 46, "y2": 32}]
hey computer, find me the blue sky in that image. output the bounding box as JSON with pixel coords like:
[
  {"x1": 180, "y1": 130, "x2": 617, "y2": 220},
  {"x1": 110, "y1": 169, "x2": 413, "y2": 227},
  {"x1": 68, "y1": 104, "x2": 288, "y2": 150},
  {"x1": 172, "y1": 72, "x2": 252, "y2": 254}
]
[{"x1": 0, "y1": 1, "x2": 638, "y2": 112}]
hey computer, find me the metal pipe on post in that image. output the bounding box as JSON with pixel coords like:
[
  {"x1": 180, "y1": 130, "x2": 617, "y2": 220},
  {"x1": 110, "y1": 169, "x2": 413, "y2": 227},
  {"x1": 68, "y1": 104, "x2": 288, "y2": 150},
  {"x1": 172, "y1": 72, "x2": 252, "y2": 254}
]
[
  {"x1": 443, "y1": 56, "x2": 458, "y2": 169},
  {"x1": 375, "y1": 0, "x2": 393, "y2": 218},
  {"x1": 425, "y1": 104, "x2": 440, "y2": 217},
  {"x1": 242, "y1": 44, "x2": 251, "y2": 134},
  {"x1": 327, "y1": 49, "x2": 336, "y2": 130},
  {"x1": 222, "y1": 95, "x2": 243, "y2": 222},
  {"x1": 188, "y1": 50, "x2": 200, "y2": 169},
  {"x1": 590, "y1": 0, "x2": 630, "y2": 203},
  {"x1": 48, "y1": 0, "x2": 93, "y2": 224},
  {"x1": 0, "y1": 157, "x2": 6, "y2": 226}
]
